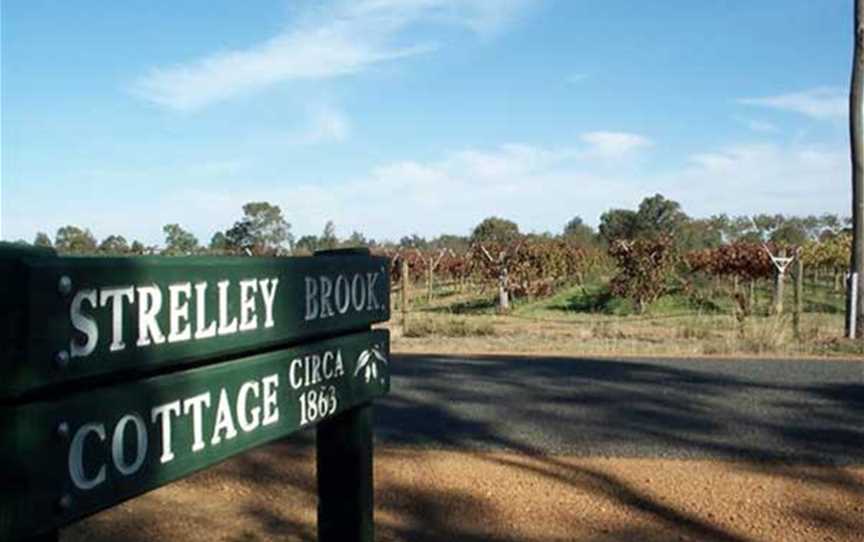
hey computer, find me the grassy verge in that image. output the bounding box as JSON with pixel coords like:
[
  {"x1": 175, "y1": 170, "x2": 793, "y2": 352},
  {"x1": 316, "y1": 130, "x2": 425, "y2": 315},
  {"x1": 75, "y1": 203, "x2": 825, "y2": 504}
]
[
  {"x1": 389, "y1": 279, "x2": 860, "y2": 359},
  {"x1": 403, "y1": 316, "x2": 496, "y2": 338}
]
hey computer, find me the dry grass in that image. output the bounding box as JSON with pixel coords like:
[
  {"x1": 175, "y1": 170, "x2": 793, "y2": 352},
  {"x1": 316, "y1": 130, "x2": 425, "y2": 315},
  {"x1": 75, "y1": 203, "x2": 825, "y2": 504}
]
[
  {"x1": 675, "y1": 317, "x2": 717, "y2": 341},
  {"x1": 402, "y1": 316, "x2": 496, "y2": 338},
  {"x1": 388, "y1": 281, "x2": 860, "y2": 359},
  {"x1": 739, "y1": 316, "x2": 791, "y2": 353},
  {"x1": 390, "y1": 311, "x2": 858, "y2": 359}
]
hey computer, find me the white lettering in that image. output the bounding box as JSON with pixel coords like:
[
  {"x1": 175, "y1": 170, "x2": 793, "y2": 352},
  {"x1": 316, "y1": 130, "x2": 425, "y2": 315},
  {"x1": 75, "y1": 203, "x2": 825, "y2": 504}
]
[
  {"x1": 69, "y1": 275, "x2": 282, "y2": 354},
  {"x1": 69, "y1": 423, "x2": 106, "y2": 490},
  {"x1": 112, "y1": 414, "x2": 148, "y2": 476},
  {"x1": 319, "y1": 276, "x2": 335, "y2": 318},
  {"x1": 366, "y1": 272, "x2": 381, "y2": 310},
  {"x1": 335, "y1": 350, "x2": 345, "y2": 377},
  {"x1": 304, "y1": 277, "x2": 319, "y2": 320},
  {"x1": 100, "y1": 287, "x2": 133, "y2": 352},
  {"x1": 311, "y1": 355, "x2": 322, "y2": 385},
  {"x1": 183, "y1": 392, "x2": 212, "y2": 452},
  {"x1": 217, "y1": 280, "x2": 238, "y2": 335},
  {"x1": 151, "y1": 401, "x2": 181, "y2": 464},
  {"x1": 289, "y1": 358, "x2": 304, "y2": 389},
  {"x1": 334, "y1": 275, "x2": 351, "y2": 314},
  {"x1": 70, "y1": 289, "x2": 99, "y2": 358},
  {"x1": 259, "y1": 278, "x2": 278, "y2": 328},
  {"x1": 261, "y1": 374, "x2": 279, "y2": 426},
  {"x1": 322, "y1": 351, "x2": 334, "y2": 379},
  {"x1": 238, "y1": 279, "x2": 258, "y2": 332},
  {"x1": 237, "y1": 381, "x2": 261, "y2": 432},
  {"x1": 136, "y1": 285, "x2": 166, "y2": 347},
  {"x1": 351, "y1": 274, "x2": 367, "y2": 312},
  {"x1": 168, "y1": 283, "x2": 192, "y2": 343},
  {"x1": 194, "y1": 282, "x2": 217, "y2": 339},
  {"x1": 211, "y1": 388, "x2": 239, "y2": 445}
]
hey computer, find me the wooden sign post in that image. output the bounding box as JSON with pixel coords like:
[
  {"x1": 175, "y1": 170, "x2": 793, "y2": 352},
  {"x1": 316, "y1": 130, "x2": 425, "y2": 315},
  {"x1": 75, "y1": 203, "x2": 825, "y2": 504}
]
[{"x1": 0, "y1": 245, "x2": 390, "y2": 542}]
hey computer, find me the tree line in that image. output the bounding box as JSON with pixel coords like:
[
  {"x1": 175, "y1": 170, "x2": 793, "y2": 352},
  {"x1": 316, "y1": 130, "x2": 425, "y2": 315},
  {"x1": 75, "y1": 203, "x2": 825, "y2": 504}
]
[{"x1": 13, "y1": 194, "x2": 852, "y2": 257}]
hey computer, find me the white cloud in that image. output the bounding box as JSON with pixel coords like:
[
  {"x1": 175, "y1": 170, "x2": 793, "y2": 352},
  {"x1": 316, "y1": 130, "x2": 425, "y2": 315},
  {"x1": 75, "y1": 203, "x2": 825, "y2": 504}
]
[
  {"x1": 566, "y1": 73, "x2": 589, "y2": 84},
  {"x1": 734, "y1": 116, "x2": 779, "y2": 134},
  {"x1": 345, "y1": 0, "x2": 535, "y2": 35},
  {"x1": 140, "y1": 135, "x2": 655, "y2": 241},
  {"x1": 288, "y1": 106, "x2": 352, "y2": 145},
  {"x1": 4, "y1": 135, "x2": 849, "y2": 245},
  {"x1": 36, "y1": 140, "x2": 626, "y2": 244},
  {"x1": 739, "y1": 87, "x2": 847, "y2": 121},
  {"x1": 580, "y1": 131, "x2": 653, "y2": 157},
  {"x1": 132, "y1": 0, "x2": 535, "y2": 111},
  {"x1": 304, "y1": 139, "x2": 844, "y2": 239},
  {"x1": 667, "y1": 142, "x2": 848, "y2": 217}
]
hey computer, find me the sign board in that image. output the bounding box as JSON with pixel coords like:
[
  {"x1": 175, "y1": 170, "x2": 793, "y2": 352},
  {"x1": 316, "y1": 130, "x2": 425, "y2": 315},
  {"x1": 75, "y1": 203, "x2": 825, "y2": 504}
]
[
  {"x1": 0, "y1": 329, "x2": 389, "y2": 539},
  {"x1": 0, "y1": 249, "x2": 390, "y2": 398}
]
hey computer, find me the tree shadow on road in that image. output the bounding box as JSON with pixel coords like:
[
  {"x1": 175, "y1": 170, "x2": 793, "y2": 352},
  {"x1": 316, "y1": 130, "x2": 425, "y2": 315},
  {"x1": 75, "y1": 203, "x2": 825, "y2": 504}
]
[
  {"x1": 65, "y1": 354, "x2": 863, "y2": 542},
  {"x1": 373, "y1": 354, "x2": 863, "y2": 540},
  {"x1": 380, "y1": 354, "x2": 863, "y2": 462}
]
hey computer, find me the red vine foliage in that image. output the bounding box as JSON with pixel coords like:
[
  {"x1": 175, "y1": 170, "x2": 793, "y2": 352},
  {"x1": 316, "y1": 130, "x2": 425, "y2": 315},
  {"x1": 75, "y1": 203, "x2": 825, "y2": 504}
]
[
  {"x1": 608, "y1": 236, "x2": 678, "y2": 312},
  {"x1": 381, "y1": 240, "x2": 608, "y2": 299},
  {"x1": 685, "y1": 242, "x2": 774, "y2": 280}
]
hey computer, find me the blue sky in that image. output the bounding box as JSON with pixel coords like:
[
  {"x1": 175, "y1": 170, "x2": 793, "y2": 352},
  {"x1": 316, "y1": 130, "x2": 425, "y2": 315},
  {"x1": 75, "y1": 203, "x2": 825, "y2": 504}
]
[{"x1": 0, "y1": 0, "x2": 855, "y2": 245}]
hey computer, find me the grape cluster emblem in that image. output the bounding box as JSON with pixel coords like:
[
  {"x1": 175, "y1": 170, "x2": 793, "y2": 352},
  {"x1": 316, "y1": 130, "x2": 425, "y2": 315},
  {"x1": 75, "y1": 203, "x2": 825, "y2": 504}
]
[{"x1": 355, "y1": 345, "x2": 387, "y2": 383}]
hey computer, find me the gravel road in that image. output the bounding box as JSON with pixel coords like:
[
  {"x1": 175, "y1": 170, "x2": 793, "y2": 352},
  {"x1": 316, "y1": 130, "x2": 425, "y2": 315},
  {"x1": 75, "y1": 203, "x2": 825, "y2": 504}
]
[
  {"x1": 376, "y1": 354, "x2": 864, "y2": 464},
  {"x1": 66, "y1": 355, "x2": 864, "y2": 542}
]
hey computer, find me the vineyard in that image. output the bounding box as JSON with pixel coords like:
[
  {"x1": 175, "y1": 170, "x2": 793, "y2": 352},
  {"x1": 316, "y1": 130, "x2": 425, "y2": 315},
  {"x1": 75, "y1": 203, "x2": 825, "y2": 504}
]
[
  {"x1": 380, "y1": 234, "x2": 852, "y2": 310},
  {"x1": 380, "y1": 239, "x2": 609, "y2": 299},
  {"x1": 380, "y1": 234, "x2": 859, "y2": 358}
]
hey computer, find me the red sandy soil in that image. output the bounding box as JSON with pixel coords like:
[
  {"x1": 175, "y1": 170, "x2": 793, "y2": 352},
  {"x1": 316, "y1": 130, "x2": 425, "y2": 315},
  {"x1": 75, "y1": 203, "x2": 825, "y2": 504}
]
[{"x1": 65, "y1": 442, "x2": 863, "y2": 542}]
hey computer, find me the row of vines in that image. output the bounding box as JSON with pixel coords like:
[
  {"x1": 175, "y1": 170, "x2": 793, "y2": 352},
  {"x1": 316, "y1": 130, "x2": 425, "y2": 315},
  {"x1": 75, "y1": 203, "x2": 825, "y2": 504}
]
[
  {"x1": 376, "y1": 234, "x2": 853, "y2": 312},
  {"x1": 377, "y1": 240, "x2": 611, "y2": 298}
]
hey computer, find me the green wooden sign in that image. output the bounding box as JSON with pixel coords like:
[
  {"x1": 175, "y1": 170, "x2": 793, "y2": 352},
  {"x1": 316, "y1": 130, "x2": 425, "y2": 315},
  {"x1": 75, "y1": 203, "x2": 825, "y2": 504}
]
[
  {"x1": 0, "y1": 247, "x2": 390, "y2": 398},
  {"x1": 0, "y1": 329, "x2": 389, "y2": 540}
]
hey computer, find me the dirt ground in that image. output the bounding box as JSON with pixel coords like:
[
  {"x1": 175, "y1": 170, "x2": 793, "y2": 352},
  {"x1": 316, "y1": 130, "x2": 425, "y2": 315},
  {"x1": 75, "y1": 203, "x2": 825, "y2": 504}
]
[{"x1": 64, "y1": 441, "x2": 863, "y2": 542}]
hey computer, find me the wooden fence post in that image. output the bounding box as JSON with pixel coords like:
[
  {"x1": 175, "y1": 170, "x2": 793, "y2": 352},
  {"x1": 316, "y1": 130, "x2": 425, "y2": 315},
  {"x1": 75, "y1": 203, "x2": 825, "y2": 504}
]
[
  {"x1": 772, "y1": 249, "x2": 787, "y2": 315},
  {"x1": 850, "y1": 273, "x2": 860, "y2": 339},
  {"x1": 498, "y1": 267, "x2": 510, "y2": 313},
  {"x1": 427, "y1": 264, "x2": 433, "y2": 304},
  {"x1": 794, "y1": 257, "x2": 804, "y2": 339},
  {"x1": 401, "y1": 259, "x2": 409, "y2": 328},
  {"x1": 749, "y1": 279, "x2": 756, "y2": 311}
]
